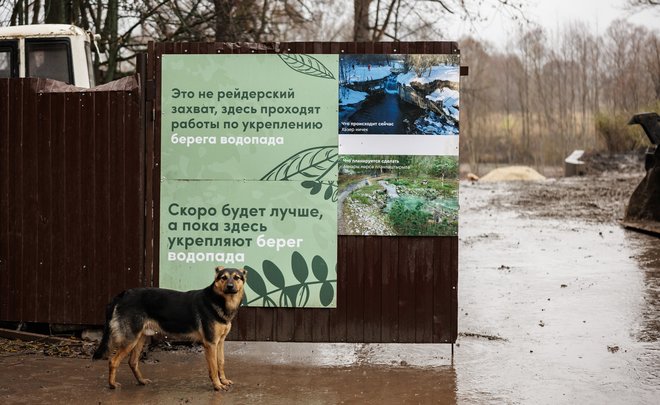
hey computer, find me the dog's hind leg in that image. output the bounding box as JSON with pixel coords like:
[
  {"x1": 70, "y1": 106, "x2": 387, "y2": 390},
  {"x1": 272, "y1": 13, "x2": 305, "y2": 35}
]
[
  {"x1": 128, "y1": 335, "x2": 151, "y2": 385},
  {"x1": 108, "y1": 343, "x2": 134, "y2": 389},
  {"x1": 108, "y1": 335, "x2": 143, "y2": 389}
]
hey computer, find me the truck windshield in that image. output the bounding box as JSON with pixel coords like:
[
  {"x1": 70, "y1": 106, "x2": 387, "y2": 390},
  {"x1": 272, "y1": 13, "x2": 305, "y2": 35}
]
[{"x1": 26, "y1": 39, "x2": 72, "y2": 84}]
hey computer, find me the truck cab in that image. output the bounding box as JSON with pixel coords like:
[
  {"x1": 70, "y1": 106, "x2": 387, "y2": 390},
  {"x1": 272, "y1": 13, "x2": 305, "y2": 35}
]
[{"x1": 0, "y1": 24, "x2": 95, "y2": 88}]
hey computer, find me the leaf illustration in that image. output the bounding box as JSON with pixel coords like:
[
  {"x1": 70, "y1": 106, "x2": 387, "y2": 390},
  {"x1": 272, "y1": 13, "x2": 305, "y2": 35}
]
[
  {"x1": 291, "y1": 251, "x2": 309, "y2": 284},
  {"x1": 297, "y1": 285, "x2": 310, "y2": 307},
  {"x1": 261, "y1": 146, "x2": 338, "y2": 182},
  {"x1": 302, "y1": 180, "x2": 322, "y2": 195},
  {"x1": 263, "y1": 296, "x2": 277, "y2": 307},
  {"x1": 324, "y1": 183, "x2": 334, "y2": 200},
  {"x1": 244, "y1": 265, "x2": 268, "y2": 296},
  {"x1": 263, "y1": 260, "x2": 286, "y2": 289},
  {"x1": 280, "y1": 285, "x2": 301, "y2": 307},
  {"x1": 311, "y1": 255, "x2": 328, "y2": 281},
  {"x1": 320, "y1": 282, "x2": 334, "y2": 307},
  {"x1": 278, "y1": 54, "x2": 336, "y2": 80}
]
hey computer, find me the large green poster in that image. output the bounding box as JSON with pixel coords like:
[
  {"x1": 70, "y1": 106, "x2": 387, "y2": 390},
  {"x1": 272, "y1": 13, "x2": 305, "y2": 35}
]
[{"x1": 160, "y1": 54, "x2": 338, "y2": 308}]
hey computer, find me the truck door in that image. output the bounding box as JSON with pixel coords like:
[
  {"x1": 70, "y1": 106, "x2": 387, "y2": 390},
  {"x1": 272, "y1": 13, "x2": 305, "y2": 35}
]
[{"x1": 0, "y1": 40, "x2": 18, "y2": 78}]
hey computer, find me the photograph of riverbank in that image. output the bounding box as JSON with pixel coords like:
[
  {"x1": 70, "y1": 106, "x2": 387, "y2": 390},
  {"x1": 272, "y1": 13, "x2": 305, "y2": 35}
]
[
  {"x1": 338, "y1": 54, "x2": 459, "y2": 135},
  {"x1": 338, "y1": 155, "x2": 459, "y2": 236}
]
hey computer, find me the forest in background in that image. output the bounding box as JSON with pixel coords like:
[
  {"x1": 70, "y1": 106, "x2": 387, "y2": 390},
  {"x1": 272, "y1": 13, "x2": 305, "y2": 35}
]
[
  {"x1": 1, "y1": 0, "x2": 658, "y2": 171},
  {"x1": 461, "y1": 20, "x2": 659, "y2": 173}
]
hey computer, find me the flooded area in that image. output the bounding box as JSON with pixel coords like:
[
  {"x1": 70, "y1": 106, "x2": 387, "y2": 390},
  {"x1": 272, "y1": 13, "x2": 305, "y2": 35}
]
[
  {"x1": 456, "y1": 177, "x2": 660, "y2": 404},
  {"x1": 1, "y1": 170, "x2": 659, "y2": 404}
]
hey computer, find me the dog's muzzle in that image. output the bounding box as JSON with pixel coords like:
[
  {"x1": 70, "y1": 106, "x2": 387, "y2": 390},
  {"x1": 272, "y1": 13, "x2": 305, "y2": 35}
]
[{"x1": 224, "y1": 284, "x2": 238, "y2": 294}]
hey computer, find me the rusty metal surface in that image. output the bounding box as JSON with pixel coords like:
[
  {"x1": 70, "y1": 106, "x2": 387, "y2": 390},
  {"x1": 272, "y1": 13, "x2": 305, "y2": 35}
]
[{"x1": 0, "y1": 77, "x2": 146, "y2": 325}]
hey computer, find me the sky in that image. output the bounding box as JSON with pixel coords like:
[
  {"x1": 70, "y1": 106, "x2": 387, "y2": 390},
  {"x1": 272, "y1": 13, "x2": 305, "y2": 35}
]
[{"x1": 448, "y1": 0, "x2": 660, "y2": 46}]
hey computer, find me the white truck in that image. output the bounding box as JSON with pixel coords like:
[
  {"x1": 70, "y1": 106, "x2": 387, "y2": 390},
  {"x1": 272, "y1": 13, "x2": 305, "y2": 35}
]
[{"x1": 0, "y1": 24, "x2": 96, "y2": 88}]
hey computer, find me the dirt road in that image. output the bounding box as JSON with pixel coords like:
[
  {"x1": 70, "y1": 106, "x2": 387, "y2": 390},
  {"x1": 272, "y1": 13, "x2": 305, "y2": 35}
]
[{"x1": 1, "y1": 169, "x2": 658, "y2": 404}]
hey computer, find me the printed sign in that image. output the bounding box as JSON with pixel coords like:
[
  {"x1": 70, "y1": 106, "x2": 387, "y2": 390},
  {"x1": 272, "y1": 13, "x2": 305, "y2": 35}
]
[
  {"x1": 161, "y1": 54, "x2": 339, "y2": 308},
  {"x1": 337, "y1": 54, "x2": 460, "y2": 236}
]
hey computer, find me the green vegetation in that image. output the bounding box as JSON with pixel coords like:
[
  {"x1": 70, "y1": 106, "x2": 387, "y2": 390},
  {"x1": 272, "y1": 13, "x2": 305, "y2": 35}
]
[
  {"x1": 387, "y1": 198, "x2": 457, "y2": 236},
  {"x1": 389, "y1": 177, "x2": 458, "y2": 197},
  {"x1": 595, "y1": 111, "x2": 648, "y2": 154},
  {"x1": 349, "y1": 183, "x2": 383, "y2": 204},
  {"x1": 431, "y1": 156, "x2": 459, "y2": 178},
  {"x1": 339, "y1": 154, "x2": 459, "y2": 236}
]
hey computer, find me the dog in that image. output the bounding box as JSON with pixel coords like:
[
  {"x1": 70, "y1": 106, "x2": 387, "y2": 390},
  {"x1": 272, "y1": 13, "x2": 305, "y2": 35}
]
[{"x1": 92, "y1": 266, "x2": 247, "y2": 391}]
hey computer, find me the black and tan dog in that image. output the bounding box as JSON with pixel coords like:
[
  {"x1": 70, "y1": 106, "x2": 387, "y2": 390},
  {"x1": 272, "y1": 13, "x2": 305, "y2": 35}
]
[{"x1": 92, "y1": 266, "x2": 247, "y2": 391}]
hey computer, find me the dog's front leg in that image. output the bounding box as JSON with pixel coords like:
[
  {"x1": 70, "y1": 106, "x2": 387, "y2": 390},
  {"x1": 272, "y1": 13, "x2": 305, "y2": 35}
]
[
  {"x1": 217, "y1": 338, "x2": 233, "y2": 386},
  {"x1": 204, "y1": 342, "x2": 227, "y2": 391}
]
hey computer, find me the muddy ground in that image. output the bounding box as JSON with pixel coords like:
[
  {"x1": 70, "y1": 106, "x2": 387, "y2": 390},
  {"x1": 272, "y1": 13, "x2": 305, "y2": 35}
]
[{"x1": 1, "y1": 166, "x2": 659, "y2": 404}]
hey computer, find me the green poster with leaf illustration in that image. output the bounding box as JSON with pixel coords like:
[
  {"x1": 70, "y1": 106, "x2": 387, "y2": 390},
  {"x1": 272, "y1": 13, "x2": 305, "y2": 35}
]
[
  {"x1": 161, "y1": 54, "x2": 338, "y2": 181},
  {"x1": 160, "y1": 54, "x2": 338, "y2": 308}
]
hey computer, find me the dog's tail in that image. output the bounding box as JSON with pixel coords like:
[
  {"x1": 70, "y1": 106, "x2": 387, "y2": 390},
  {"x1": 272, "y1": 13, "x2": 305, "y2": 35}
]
[{"x1": 92, "y1": 291, "x2": 124, "y2": 360}]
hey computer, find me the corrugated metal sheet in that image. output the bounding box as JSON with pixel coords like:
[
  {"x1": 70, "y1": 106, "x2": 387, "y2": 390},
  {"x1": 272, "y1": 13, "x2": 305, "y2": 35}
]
[
  {"x1": 0, "y1": 77, "x2": 146, "y2": 325},
  {"x1": 0, "y1": 42, "x2": 459, "y2": 343},
  {"x1": 149, "y1": 42, "x2": 459, "y2": 343}
]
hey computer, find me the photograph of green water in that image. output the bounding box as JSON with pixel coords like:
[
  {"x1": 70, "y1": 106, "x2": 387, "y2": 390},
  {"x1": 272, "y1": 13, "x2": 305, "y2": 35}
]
[{"x1": 338, "y1": 155, "x2": 459, "y2": 236}]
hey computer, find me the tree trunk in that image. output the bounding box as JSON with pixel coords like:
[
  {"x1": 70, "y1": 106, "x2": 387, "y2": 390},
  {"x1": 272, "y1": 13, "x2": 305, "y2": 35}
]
[
  {"x1": 215, "y1": 0, "x2": 236, "y2": 41},
  {"x1": 45, "y1": 0, "x2": 66, "y2": 23},
  {"x1": 103, "y1": 0, "x2": 118, "y2": 82},
  {"x1": 353, "y1": 0, "x2": 371, "y2": 41}
]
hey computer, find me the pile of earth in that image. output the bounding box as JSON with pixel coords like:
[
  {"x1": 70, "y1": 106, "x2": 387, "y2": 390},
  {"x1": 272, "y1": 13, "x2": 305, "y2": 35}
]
[{"x1": 479, "y1": 166, "x2": 546, "y2": 182}]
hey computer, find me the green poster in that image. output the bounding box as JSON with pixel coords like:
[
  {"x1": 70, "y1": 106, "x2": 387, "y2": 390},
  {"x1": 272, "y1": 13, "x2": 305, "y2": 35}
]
[
  {"x1": 161, "y1": 54, "x2": 339, "y2": 181},
  {"x1": 160, "y1": 54, "x2": 338, "y2": 307}
]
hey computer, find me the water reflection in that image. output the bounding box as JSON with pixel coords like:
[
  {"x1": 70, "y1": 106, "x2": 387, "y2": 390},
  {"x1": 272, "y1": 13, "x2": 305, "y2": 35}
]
[{"x1": 626, "y1": 231, "x2": 660, "y2": 342}]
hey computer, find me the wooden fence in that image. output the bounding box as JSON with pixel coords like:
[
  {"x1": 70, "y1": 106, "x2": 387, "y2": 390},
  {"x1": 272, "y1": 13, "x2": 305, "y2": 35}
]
[{"x1": 0, "y1": 42, "x2": 458, "y2": 343}]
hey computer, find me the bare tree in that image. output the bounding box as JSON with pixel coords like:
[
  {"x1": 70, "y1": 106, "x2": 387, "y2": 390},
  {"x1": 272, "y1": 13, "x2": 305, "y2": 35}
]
[
  {"x1": 352, "y1": 0, "x2": 527, "y2": 41},
  {"x1": 0, "y1": 0, "x2": 339, "y2": 83},
  {"x1": 645, "y1": 30, "x2": 660, "y2": 101},
  {"x1": 627, "y1": 0, "x2": 660, "y2": 10},
  {"x1": 455, "y1": 37, "x2": 493, "y2": 172}
]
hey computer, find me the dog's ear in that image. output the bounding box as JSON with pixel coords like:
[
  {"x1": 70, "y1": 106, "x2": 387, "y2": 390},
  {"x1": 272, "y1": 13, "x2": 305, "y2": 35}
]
[
  {"x1": 215, "y1": 266, "x2": 225, "y2": 277},
  {"x1": 240, "y1": 268, "x2": 248, "y2": 279}
]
